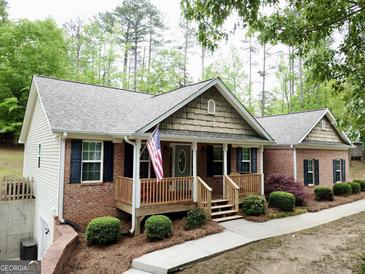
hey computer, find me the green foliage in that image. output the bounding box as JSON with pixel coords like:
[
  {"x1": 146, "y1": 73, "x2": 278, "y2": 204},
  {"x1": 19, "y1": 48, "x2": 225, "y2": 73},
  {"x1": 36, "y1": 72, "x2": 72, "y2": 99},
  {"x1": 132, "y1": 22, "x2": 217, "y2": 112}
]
[
  {"x1": 268, "y1": 191, "x2": 295, "y2": 212},
  {"x1": 353, "y1": 180, "x2": 365, "y2": 192},
  {"x1": 348, "y1": 182, "x2": 361, "y2": 194},
  {"x1": 241, "y1": 195, "x2": 266, "y2": 216},
  {"x1": 0, "y1": 0, "x2": 8, "y2": 23},
  {"x1": 145, "y1": 215, "x2": 172, "y2": 241},
  {"x1": 184, "y1": 208, "x2": 207, "y2": 230},
  {"x1": 267, "y1": 207, "x2": 307, "y2": 220},
  {"x1": 86, "y1": 216, "x2": 121, "y2": 245},
  {"x1": 314, "y1": 187, "x2": 334, "y2": 201},
  {"x1": 333, "y1": 182, "x2": 352, "y2": 196}
]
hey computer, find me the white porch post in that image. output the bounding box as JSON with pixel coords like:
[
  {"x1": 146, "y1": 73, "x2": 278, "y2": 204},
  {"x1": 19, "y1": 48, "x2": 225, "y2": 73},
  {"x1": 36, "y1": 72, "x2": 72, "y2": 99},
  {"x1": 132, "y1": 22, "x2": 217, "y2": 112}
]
[
  {"x1": 292, "y1": 145, "x2": 297, "y2": 181},
  {"x1": 223, "y1": 143, "x2": 228, "y2": 197},
  {"x1": 260, "y1": 145, "x2": 264, "y2": 195},
  {"x1": 192, "y1": 142, "x2": 197, "y2": 202},
  {"x1": 135, "y1": 138, "x2": 141, "y2": 208}
]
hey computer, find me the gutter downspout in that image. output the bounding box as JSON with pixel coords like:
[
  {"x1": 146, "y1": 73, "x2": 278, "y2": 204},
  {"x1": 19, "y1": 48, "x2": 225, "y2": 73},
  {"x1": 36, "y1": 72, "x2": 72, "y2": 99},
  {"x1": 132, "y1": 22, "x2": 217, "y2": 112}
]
[
  {"x1": 291, "y1": 145, "x2": 297, "y2": 181},
  {"x1": 57, "y1": 132, "x2": 67, "y2": 223},
  {"x1": 124, "y1": 136, "x2": 138, "y2": 234}
]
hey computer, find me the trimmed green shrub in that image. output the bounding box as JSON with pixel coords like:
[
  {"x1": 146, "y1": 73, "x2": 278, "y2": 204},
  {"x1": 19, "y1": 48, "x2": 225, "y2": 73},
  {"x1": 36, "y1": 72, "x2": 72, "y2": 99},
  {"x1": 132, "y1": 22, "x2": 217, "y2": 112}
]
[
  {"x1": 333, "y1": 182, "x2": 352, "y2": 196},
  {"x1": 241, "y1": 195, "x2": 266, "y2": 216},
  {"x1": 145, "y1": 215, "x2": 172, "y2": 240},
  {"x1": 348, "y1": 182, "x2": 361, "y2": 194},
  {"x1": 314, "y1": 187, "x2": 334, "y2": 201},
  {"x1": 86, "y1": 216, "x2": 121, "y2": 245},
  {"x1": 268, "y1": 191, "x2": 295, "y2": 211},
  {"x1": 353, "y1": 180, "x2": 365, "y2": 192},
  {"x1": 185, "y1": 208, "x2": 207, "y2": 230}
]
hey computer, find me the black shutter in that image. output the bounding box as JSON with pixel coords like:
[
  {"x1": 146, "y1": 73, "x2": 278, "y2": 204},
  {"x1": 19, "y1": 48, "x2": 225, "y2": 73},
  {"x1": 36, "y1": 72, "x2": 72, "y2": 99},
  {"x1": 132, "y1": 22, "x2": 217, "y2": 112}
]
[
  {"x1": 251, "y1": 148, "x2": 257, "y2": 173},
  {"x1": 207, "y1": 145, "x2": 214, "y2": 177},
  {"x1": 236, "y1": 147, "x2": 242, "y2": 173},
  {"x1": 227, "y1": 145, "x2": 231, "y2": 175},
  {"x1": 303, "y1": 159, "x2": 309, "y2": 186},
  {"x1": 314, "y1": 159, "x2": 319, "y2": 185},
  {"x1": 103, "y1": 141, "x2": 114, "y2": 182},
  {"x1": 70, "y1": 140, "x2": 82, "y2": 183},
  {"x1": 333, "y1": 160, "x2": 337, "y2": 184},
  {"x1": 124, "y1": 142, "x2": 134, "y2": 177},
  {"x1": 341, "y1": 159, "x2": 346, "y2": 182}
]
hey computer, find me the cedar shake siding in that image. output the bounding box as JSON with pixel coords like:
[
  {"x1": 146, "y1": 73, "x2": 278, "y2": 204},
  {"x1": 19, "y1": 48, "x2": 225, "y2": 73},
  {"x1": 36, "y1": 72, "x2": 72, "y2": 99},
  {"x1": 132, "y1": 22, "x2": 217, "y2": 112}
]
[
  {"x1": 263, "y1": 148, "x2": 294, "y2": 180},
  {"x1": 304, "y1": 117, "x2": 343, "y2": 143},
  {"x1": 160, "y1": 87, "x2": 259, "y2": 136}
]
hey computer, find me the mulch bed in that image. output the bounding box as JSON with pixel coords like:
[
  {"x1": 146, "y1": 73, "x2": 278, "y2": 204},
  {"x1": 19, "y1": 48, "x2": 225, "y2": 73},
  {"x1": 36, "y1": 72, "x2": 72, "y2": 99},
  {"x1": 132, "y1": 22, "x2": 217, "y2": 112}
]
[
  {"x1": 62, "y1": 219, "x2": 223, "y2": 274},
  {"x1": 241, "y1": 207, "x2": 307, "y2": 222}
]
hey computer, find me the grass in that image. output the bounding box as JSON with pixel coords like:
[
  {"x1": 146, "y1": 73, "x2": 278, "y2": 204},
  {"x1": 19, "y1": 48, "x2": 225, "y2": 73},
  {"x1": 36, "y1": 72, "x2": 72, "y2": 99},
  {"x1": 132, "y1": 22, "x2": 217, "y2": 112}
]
[
  {"x1": 0, "y1": 145, "x2": 24, "y2": 178},
  {"x1": 267, "y1": 207, "x2": 308, "y2": 219}
]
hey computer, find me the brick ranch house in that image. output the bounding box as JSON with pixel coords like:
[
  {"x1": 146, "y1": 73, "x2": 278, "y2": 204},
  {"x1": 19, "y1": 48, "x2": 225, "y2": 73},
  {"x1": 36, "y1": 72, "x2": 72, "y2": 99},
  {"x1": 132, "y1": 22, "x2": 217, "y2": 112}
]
[
  {"x1": 19, "y1": 76, "x2": 277, "y2": 258},
  {"x1": 257, "y1": 109, "x2": 353, "y2": 186}
]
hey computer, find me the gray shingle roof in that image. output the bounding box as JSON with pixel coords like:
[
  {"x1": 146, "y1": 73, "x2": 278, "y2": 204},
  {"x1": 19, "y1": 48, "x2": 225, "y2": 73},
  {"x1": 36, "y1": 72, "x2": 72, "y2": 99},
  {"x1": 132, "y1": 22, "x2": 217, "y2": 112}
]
[
  {"x1": 34, "y1": 76, "x2": 214, "y2": 135},
  {"x1": 256, "y1": 109, "x2": 328, "y2": 145}
]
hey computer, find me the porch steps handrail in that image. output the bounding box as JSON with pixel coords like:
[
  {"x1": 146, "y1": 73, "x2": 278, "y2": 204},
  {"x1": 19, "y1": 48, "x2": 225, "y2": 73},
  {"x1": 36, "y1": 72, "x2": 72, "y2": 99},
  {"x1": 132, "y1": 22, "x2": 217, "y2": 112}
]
[
  {"x1": 224, "y1": 175, "x2": 239, "y2": 212},
  {"x1": 197, "y1": 176, "x2": 212, "y2": 220},
  {"x1": 229, "y1": 173, "x2": 262, "y2": 196}
]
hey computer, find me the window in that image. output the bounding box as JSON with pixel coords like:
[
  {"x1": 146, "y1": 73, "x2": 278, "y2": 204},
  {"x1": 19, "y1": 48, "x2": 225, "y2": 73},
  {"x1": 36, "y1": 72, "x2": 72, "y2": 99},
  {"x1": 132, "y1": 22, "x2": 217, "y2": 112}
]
[
  {"x1": 241, "y1": 148, "x2": 251, "y2": 173},
  {"x1": 307, "y1": 159, "x2": 314, "y2": 184},
  {"x1": 207, "y1": 99, "x2": 216, "y2": 115},
  {"x1": 212, "y1": 146, "x2": 223, "y2": 175},
  {"x1": 140, "y1": 146, "x2": 155, "y2": 178},
  {"x1": 335, "y1": 159, "x2": 342, "y2": 182},
  {"x1": 81, "y1": 141, "x2": 103, "y2": 182},
  {"x1": 38, "y1": 144, "x2": 41, "y2": 168}
]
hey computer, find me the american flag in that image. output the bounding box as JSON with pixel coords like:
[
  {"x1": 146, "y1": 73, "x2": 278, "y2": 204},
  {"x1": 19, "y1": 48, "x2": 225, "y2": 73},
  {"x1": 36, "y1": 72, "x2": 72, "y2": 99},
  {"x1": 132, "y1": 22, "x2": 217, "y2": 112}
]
[{"x1": 146, "y1": 127, "x2": 164, "y2": 181}]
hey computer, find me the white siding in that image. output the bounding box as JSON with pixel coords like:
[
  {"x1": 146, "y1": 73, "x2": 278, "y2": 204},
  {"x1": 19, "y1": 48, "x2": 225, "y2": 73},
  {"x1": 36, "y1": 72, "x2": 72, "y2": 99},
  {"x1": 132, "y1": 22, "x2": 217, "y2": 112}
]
[{"x1": 23, "y1": 96, "x2": 60, "y2": 258}]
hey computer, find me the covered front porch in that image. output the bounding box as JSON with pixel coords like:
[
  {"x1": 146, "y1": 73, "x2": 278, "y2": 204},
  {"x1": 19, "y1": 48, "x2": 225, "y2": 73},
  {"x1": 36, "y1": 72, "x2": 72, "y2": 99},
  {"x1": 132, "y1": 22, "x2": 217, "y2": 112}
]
[{"x1": 115, "y1": 139, "x2": 264, "y2": 234}]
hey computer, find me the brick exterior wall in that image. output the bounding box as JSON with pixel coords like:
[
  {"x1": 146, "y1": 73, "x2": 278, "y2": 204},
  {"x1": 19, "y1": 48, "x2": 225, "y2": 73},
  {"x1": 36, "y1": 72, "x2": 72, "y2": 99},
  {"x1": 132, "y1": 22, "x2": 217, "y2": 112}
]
[
  {"x1": 296, "y1": 148, "x2": 350, "y2": 186},
  {"x1": 63, "y1": 140, "x2": 124, "y2": 228},
  {"x1": 263, "y1": 148, "x2": 294, "y2": 180}
]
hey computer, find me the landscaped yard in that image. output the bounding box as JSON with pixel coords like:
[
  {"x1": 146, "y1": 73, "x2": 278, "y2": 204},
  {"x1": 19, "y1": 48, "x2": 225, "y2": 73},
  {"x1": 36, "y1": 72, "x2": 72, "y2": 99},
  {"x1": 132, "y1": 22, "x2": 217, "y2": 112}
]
[
  {"x1": 0, "y1": 145, "x2": 23, "y2": 178},
  {"x1": 180, "y1": 211, "x2": 365, "y2": 274}
]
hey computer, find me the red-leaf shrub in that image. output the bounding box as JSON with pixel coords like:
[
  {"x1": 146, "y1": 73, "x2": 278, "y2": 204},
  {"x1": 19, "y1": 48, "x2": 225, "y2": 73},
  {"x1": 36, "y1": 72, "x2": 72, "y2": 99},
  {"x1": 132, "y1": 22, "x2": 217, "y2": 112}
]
[{"x1": 265, "y1": 174, "x2": 309, "y2": 206}]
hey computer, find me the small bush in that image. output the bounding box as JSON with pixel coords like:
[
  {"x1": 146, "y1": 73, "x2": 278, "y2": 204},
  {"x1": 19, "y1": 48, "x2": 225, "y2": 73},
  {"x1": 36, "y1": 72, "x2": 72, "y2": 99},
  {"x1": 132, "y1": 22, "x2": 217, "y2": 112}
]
[
  {"x1": 265, "y1": 175, "x2": 308, "y2": 206},
  {"x1": 241, "y1": 195, "x2": 266, "y2": 216},
  {"x1": 348, "y1": 182, "x2": 361, "y2": 194},
  {"x1": 314, "y1": 187, "x2": 334, "y2": 201},
  {"x1": 333, "y1": 182, "x2": 352, "y2": 196},
  {"x1": 185, "y1": 208, "x2": 207, "y2": 230},
  {"x1": 353, "y1": 180, "x2": 365, "y2": 192},
  {"x1": 86, "y1": 216, "x2": 121, "y2": 245},
  {"x1": 268, "y1": 191, "x2": 295, "y2": 211},
  {"x1": 145, "y1": 215, "x2": 172, "y2": 240}
]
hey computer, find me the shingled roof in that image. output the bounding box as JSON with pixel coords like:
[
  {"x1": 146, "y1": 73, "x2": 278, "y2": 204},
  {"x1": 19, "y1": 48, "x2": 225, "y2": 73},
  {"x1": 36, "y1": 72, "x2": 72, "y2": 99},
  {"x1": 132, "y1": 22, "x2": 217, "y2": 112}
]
[{"x1": 256, "y1": 109, "x2": 352, "y2": 146}]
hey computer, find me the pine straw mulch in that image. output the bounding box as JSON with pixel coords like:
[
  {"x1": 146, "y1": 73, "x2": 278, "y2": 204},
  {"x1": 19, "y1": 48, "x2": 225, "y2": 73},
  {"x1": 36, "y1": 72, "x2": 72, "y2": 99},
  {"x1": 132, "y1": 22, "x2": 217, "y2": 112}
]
[{"x1": 62, "y1": 219, "x2": 223, "y2": 274}]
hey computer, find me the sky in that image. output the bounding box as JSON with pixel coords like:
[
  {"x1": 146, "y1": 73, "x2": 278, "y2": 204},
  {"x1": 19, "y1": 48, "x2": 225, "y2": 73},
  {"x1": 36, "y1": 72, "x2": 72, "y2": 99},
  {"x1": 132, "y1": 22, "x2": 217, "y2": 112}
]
[{"x1": 8, "y1": 0, "x2": 283, "y2": 100}]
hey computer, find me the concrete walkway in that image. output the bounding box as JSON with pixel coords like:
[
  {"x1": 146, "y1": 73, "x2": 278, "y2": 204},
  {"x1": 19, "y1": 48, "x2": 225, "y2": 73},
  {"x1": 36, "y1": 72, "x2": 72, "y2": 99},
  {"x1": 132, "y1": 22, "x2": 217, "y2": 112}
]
[{"x1": 125, "y1": 199, "x2": 365, "y2": 274}]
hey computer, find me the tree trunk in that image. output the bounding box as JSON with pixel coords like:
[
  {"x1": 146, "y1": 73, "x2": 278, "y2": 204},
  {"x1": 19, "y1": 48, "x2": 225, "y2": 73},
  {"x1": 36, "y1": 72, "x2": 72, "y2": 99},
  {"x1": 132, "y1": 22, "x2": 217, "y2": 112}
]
[
  {"x1": 147, "y1": 16, "x2": 152, "y2": 92},
  {"x1": 299, "y1": 56, "x2": 304, "y2": 108},
  {"x1": 133, "y1": 34, "x2": 138, "y2": 91},
  {"x1": 201, "y1": 46, "x2": 205, "y2": 80},
  {"x1": 261, "y1": 43, "x2": 266, "y2": 116},
  {"x1": 248, "y1": 37, "x2": 252, "y2": 109},
  {"x1": 183, "y1": 20, "x2": 188, "y2": 86}
]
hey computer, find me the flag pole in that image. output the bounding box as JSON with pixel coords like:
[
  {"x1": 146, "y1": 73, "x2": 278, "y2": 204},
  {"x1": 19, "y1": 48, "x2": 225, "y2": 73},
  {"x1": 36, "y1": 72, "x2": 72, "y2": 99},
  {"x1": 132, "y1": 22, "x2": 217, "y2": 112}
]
[{"x1": 139, "y1": 124, "x2": 159, "y2": 157}]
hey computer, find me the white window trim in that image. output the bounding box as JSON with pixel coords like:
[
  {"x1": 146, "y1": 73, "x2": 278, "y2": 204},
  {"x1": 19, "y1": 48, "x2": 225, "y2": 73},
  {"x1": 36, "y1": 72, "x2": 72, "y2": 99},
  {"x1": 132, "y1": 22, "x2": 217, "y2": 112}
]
[
  {"x1": 81, "y1": 140, "x2": 103, "y2": 183},
  {"x1": 207, "y1": 99, "x2": 216, "y2": 115},
  {"x1": 140, "y1": 144, "x2": 152, "y2": 179},
  {"x1": 335, "y1": 159, "x2": 342, "y2": 182},
  {"x1": 241, "y1": 147, "x2": 251, "y2": 173},
  {"x1": 212, "y1": 145, "x2": 223, "y2": 176},
  {"x1": 307, "y1": 159, "x2": 314, "y2": 184}
]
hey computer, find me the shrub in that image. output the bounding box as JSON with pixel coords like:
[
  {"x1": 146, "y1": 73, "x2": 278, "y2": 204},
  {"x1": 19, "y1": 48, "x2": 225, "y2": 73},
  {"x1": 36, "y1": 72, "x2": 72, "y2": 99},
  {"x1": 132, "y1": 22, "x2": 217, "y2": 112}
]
[
  {"x1": 268, "y1": 191, "x2": 295, "y2": 211},
  {"x1": 265, "y1": 175, "x2": 308, "y2": 206},
  {"x1": 145, "y1": 215, "x2": 172, "y2": 240},
  {"x1": 241, "y1": 195, "x2": 266, "y2": 216},
  {"x1": 353, "y1": 180, "x2": 365, "y2": 192},
  {"x1": 185, "y1": 208, "x2": 207, "y2": 230},
  {"x1": 348, "y1": 182, "x2": 361, "y2": 194},
  {"x1": 86, "y1": 216, "x2": 121, "y2": 245},
  {"x1": 333, "y1": 182, "x2": 352, "y2": 196},
  {"x1": 314, "y1": 187, "x2": 334, "y2": 201}
]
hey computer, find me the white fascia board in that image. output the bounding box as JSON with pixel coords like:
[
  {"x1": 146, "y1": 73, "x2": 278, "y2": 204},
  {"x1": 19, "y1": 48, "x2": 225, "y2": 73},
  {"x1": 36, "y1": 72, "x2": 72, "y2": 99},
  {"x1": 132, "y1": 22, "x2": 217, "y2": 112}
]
[{"x1": 296, "y1": 143, "x2": 351, "y2": 150}]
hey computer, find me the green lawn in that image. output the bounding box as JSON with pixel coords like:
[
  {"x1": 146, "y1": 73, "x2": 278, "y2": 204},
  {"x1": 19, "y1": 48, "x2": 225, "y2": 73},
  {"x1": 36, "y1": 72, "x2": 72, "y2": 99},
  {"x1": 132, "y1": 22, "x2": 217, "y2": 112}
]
[{"x1": 0, "y1": 145, "x2": 24, "y2": 178}]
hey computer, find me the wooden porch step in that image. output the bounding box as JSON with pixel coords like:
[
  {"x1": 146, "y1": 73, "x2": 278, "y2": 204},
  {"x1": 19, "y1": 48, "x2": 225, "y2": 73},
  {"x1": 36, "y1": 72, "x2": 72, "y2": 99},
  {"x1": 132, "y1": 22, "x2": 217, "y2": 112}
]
[
  {"x1": 211, "y1": 209, "x2": 238, "y2": 217},
  {"x1": 211, "y1": 204, "x2": 234, "y2": 210},
  {"x1": 211, "y1": 199, "x2": 228, "y2": 205},
  {"x1": 212, "y1": 215, "x2": 242, "y2": 222}
]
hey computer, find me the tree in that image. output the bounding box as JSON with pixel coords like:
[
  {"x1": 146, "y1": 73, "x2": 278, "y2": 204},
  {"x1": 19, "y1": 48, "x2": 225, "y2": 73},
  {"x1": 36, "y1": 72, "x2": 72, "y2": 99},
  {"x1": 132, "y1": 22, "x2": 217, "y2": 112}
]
[
  {"x1": 179, "y1": 18, "x2": 196, "y2": 85},
  {"x1": 0, "y1": 19, "x2": 69, "y2": 134},
  {"x1": 0, "y1": 0, "x2": 8, "y2": 23}
]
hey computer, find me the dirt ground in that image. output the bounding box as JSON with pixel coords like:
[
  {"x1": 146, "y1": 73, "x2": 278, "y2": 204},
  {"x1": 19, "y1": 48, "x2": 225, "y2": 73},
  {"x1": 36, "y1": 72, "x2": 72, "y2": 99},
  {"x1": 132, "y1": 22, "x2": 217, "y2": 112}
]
[
  {"x1": 180, "y1": 211, "x2": 365, "y2": 274},
  {"x1": 62, "y1": 220, "x2": 223, "y2": 274}
]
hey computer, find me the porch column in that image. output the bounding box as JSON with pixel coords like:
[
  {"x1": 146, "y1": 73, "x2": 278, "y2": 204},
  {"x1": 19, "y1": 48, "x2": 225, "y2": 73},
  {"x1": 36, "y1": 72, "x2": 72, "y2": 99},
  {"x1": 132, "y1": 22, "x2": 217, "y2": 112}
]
[
  {"x1": 135, "y1": 138, "x2": 141, "y2": 208},
  {"x1": 192, "y1": 142, "x2": 197, "y2": 202},
  {"x1": 223, "y1": 143, "x2": 228, "y2": 197},
  {"x1": 260, "y1": 145, "x2": 264, "y2": 195}
]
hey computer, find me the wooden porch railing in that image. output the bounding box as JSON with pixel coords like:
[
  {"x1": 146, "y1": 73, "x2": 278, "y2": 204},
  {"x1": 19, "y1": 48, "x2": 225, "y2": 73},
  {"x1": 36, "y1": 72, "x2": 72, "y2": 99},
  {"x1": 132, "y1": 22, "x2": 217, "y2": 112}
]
[
  {"x1": 224, "y1": 175, "x2": 239, "y2": 211},
  {"x1": 229, "y1": 173, "x2": 262, "y2": 196},
  {"x1": 115, "y1": 176, "x2": 133, "y2": 205},
  {"x1": 140, "y1": 176, "x2": 193, "y2": 206},
  {"x1": 0, "y1": 178, "x2": 34, "y2": 201},
  {"x1": 197, "y1": 176, "x2": 212, "y2": 220}
]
